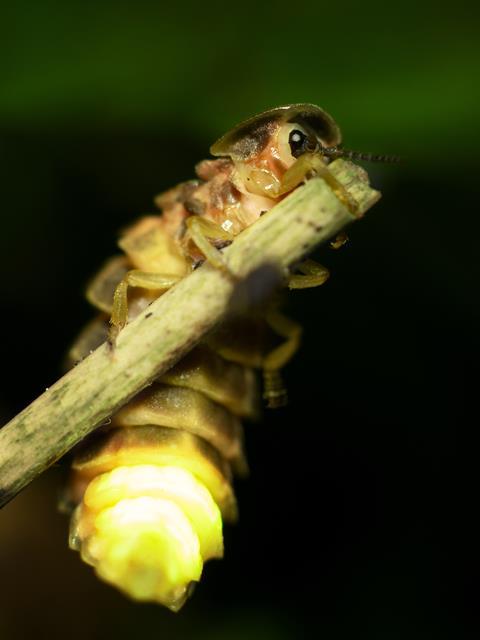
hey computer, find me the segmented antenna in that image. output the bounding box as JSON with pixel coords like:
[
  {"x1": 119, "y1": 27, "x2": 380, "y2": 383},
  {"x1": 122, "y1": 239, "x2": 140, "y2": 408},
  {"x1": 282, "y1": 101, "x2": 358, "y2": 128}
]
[{"x1": 321, "y1": 146, "x2": 401, "y2": 163}]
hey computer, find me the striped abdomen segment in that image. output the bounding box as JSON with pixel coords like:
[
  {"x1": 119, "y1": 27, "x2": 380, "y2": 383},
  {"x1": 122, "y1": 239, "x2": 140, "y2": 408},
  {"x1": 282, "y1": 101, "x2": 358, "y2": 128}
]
[
  {"x1": 66, "y1": 278, "x2": 262, "y2": 609},
  {"x1": 65, "y1": 210, "x2": 270, "y2": 609}
]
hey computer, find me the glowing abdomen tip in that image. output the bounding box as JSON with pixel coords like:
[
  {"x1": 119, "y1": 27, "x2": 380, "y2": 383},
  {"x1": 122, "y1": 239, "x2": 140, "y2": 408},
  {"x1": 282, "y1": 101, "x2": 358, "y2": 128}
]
[{"x1": 70, "y1": 465, "x2": 224, "y2": 611}]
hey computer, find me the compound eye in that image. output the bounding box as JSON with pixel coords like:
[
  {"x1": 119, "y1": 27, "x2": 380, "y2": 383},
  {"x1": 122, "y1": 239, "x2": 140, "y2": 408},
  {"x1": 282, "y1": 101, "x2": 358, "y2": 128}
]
[{"x1": 288, "y1": 129, "x2": 317, "y2": 158}]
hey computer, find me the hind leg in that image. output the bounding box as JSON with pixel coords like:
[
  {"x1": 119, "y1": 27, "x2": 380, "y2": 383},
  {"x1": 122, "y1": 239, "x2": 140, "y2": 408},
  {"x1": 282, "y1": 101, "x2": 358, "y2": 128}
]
[
  {"x1": 262, "y1": 311, "x2": 302, "y2": 408},
  {"x1": 288, "y1": 259, "x2": 330, "y2": 290}
]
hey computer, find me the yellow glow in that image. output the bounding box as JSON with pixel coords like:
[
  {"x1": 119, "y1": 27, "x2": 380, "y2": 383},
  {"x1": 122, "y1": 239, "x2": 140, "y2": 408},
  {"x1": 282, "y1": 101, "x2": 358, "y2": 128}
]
[
  {"x1": 84, "y1": 465, "x2": 223, "y2": 559},
  {"x1": 73, "y1": 427, "x2": 238, "y2": 521},
  {"x1": 72, "y1": 465, "x2": 225, "y2": 610},
  {"x1": 92, "y1": 496, "x2": 202, "y2": 609}
]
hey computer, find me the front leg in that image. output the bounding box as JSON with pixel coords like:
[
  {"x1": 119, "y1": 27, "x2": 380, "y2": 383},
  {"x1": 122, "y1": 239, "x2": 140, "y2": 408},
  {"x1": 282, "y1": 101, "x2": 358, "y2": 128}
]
[
  {"x1": 109, "y1": 270, "x2": 181, "y2": 345},
  {"x1": 239, "y1": 153, "x2": 359, "y2": 215},
  {"x1": 277, "y1": 153, "x2": 359, "y2": 215}
]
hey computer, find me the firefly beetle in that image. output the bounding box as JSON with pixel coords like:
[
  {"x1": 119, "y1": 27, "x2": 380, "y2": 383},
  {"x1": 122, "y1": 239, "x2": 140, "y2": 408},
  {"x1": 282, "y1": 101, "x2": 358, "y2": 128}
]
[{"x1": 64, "y1": 104, "x2": 389, "y2": 610}]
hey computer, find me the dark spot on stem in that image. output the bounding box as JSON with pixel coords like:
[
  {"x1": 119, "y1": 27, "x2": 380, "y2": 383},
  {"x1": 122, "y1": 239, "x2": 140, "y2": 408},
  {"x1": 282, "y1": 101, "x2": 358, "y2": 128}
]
[{"x1": 307, "y1": 220, "x2": 323, "y2": 232}]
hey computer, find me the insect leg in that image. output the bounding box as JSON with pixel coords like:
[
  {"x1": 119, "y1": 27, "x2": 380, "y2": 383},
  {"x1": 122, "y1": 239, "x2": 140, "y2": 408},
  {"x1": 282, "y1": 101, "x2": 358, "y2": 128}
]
[
  {"x1": 277, "y1": 153, "x2": 359, "y2": 215},
  {"x1": 288, "y1": 259, "x2": 330, "y2": 289},
  {"x1": 86, "y1": 255, "x2": 129, "y2": 314},
  {"x1": 186, "y1": 217, "x2": 234, "y2": 272},
  {"x1": 262, "y1": 311, "x2": 302, "y2": 408},
  {"x1": 109, "y1": 271, "x2": 181, "y2": 343}
]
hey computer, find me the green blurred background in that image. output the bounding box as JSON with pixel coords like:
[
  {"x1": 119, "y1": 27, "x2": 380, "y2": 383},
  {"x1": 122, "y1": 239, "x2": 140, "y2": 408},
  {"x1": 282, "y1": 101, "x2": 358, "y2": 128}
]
[{"x1": 0, "y1": 1, "x2": 479, "y2": 638}]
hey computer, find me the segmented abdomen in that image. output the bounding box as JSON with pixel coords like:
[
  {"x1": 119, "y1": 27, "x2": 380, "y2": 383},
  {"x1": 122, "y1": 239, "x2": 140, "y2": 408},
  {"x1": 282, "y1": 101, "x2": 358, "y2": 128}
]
[{"x1": 65, "y1": 216, "x2": 267, "y2": 611}]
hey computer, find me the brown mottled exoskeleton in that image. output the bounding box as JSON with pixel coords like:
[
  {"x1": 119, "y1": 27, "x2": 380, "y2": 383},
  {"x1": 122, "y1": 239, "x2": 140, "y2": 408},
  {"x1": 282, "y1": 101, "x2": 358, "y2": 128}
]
[{"x1": 64, "y1": 104, "x2": 391, "y2": 610}]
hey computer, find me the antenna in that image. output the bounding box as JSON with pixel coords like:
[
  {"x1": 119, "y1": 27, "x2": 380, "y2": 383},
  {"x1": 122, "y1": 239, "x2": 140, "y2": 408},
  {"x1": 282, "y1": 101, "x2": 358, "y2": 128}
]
[{"x1": 321, "y1": 146, "x2": 401, "y2": 163}]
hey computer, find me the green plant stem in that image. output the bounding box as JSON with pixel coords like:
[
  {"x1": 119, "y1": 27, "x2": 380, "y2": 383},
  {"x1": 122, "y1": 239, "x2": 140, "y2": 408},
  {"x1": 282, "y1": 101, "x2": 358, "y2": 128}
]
[{"x1": 0, "y1": 160, "x2": 380, "y2": 508}]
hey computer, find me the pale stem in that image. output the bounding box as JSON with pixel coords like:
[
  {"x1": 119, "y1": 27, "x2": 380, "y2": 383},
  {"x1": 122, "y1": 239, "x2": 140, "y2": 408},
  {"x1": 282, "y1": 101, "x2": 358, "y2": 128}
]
[{"x1": 0, "y1": 160, "x2": 381, "y2": 508}]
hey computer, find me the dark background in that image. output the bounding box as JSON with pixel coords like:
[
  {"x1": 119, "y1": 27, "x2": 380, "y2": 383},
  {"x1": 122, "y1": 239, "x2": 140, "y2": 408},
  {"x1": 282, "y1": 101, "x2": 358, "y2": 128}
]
[{"x1": 0, "y1": 1, "x2": 479, "y2": 638}]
